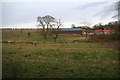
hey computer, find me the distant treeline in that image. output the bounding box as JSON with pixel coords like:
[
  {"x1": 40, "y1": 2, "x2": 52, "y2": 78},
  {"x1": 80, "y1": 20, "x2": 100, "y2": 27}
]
[
  {"x1": 1, "y1": 28, "x2": 82, "y2": 30},
  {"x1": 1, "y1": 28, "x2": 83, "y2": 34},
  {"x1": 0, "y1": 28, "x2": 41, "y2": 30}
]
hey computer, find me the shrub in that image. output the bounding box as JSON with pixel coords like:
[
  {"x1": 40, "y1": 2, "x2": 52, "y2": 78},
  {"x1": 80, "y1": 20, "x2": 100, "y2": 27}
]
[
  {"x1": 89, "y1": 33, "x2": 120, "y2": 42},
  {"x1": 27, "y1": 32, "x2": 31, "y2": 36}
]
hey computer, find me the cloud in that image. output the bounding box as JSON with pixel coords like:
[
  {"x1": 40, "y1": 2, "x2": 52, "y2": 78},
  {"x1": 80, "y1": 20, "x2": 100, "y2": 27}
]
[
  {"x1": 3, "y1": 21, "x2": 37, "y2": 28},
  {"x1": 2, "y1": 0, "x2": 114, "y2": 2},
  {"x1": 76, "y1": 2, "x2": 108, "y2": 10},
  {"x1": 76, "y1": 1, "x2": 118, "y2": 20},
  {"x1": 93, "y1": 2, "x2": 117, "y2": 19},
  {"x1": 2, "y1": 1, "x2": 118, "y2": 28}
]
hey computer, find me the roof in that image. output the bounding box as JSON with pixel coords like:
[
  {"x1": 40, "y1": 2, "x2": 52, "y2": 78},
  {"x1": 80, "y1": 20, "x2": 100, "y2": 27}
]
[
  {"x1": 95, "y1": 30, "x2": 115, "y2": 32},
  {"x1": 103, "y1": 30, "x2": 115, "y2": 32},
  {"x1": 59, "y1": 28, "x2": 82, "y2": 31}
]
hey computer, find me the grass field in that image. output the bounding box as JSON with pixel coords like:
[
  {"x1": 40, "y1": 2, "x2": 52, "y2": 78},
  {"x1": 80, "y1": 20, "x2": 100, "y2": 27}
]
[{"x1": 2, "y1": 29, "x2": 119, "y2": 78}]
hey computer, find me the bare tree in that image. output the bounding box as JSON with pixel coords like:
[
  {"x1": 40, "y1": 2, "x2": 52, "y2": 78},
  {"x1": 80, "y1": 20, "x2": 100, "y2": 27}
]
[
  {"x1": 113, "y1": 1, "x2": 120, "y2": 21},
  {"x1": 81, "y1": 20, "x2": 92, "y2": 41},
  {"x1": 71, "y1": 24, "x2": 75, "y2": 28},
  {"x1": 118, "y1": 1, "x2": 120, "y2": 22},
  {"x1": 37, "y1": 15, "x2": 62, "y2": 42},
  {"x1": 37, "y1": 15, "x2": 56, "y2": 40},
  {"x1": 50, "y1": 18, "x2": 63, "y2": 42}
]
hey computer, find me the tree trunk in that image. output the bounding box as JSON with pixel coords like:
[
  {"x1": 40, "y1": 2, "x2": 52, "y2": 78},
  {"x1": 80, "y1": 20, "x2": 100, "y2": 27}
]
[
  {"x1": 85, "y1": 29, "x2": 88, "y2": 41},
  {"x1": 54, "y1": 38, "x2": 57, "y2": 42}
]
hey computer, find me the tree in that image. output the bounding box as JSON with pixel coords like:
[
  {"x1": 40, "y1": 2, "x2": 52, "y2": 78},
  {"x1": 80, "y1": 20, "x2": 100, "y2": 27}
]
[
  {"x1": 93, "y1": 23, "x2": 104, "y2": 30},
  {"x1": 112, "y1": 1, "x2": 120, "y2": 33},
  {"x1": 27, "y1": 32, "x2": 31, "y2": 37},
  {"x1": 93, "y1": 24, "x2": 98, "y2": 30},
  {"x1": 81, "y1": 20, "x2": 92, "y2": 41},
  {"x1": 71, "y1": 24, "x2": 75, "y2": 28},
  {"x1": 50, "y1": 18, "x2": 63, "y2": 42},
  {"x1": 118, "y1": 1, "x2": 120, "y2": 23},
  {"x1": 37, "y1": 15, "x2": 62, "y2": 42},
  {"x1": 37, "y1": 15, "x2": 56, "y2": 40}
]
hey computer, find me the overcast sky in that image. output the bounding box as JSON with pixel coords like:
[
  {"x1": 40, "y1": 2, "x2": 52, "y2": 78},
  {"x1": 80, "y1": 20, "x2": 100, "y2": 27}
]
[{"x1": 1, "y1": 0, "x2": 118, "y2": 28}]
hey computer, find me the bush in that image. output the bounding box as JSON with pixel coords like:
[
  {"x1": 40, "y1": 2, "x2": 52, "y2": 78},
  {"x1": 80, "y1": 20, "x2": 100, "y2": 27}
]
[
  {"x1": 27, "y1": 32, "x2": 31, "y2": 36},
  {"x1": 104, "y1": 33, "x2": 120, "y2": 40},
  {"x1": 89, "y1": 33, "x2": 120, "y2": 42}
]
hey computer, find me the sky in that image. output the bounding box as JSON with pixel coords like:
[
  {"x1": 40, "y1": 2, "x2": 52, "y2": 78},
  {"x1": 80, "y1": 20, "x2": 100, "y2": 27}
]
[{"x1": 1, "y1": 0, "x2": 119, "y2": 28}]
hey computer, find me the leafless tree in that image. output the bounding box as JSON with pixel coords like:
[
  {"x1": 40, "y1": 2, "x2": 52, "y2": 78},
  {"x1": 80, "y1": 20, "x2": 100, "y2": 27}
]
[
  {"x1": 118, "y1": 1, "x2": 120, "y2": 22},
  {"x1": 81, "y1": 20, "x2": 92, "y2": 41},
  {"x1": 37, "y1": 15, "x2": 62, "y2": 42},
  {"x1": 114, "y1": 1, "x2": 120, "y2": 21},
  {"x1": 37, "y1": 15, "x2": 56, "y2": 40},
  {"x1": 71, "y1": 24, "x2": 75, "y2": 28},
  {"x1": 50, "y1": 18, "x2": 63, "y2": 42}
]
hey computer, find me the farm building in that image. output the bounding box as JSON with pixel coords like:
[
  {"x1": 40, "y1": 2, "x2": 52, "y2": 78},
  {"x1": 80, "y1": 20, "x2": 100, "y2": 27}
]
[
  {"x1": 94, "y1": 25, "x2": 116, "y2": 35},
  {"x1": 82, "y1": 29, "x2": 115, "y2": 35},
  {"x1": 94, "y1": 30, "x2": 115, "y2": 35},
  {"x1": 82, "y1": 26, "x2": 116, "y2": 35},
  {"x1": 56, "y1": 28, "x2": 83, "y2": 35}
]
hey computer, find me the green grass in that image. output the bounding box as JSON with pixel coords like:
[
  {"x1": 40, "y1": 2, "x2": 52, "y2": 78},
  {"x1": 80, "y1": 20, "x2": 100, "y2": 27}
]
[
  {"x1": 2, "y1": 30, "x2": 119, "y2": 78},
  {"x1": 2, "y1": 29, "x2": 84, "y2": 42}
]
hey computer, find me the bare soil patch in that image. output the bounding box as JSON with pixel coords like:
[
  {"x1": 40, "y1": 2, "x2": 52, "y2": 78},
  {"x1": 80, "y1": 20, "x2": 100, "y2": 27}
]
[{"x1": 37, "y1": 56, "x2": 45, "y2": 58}]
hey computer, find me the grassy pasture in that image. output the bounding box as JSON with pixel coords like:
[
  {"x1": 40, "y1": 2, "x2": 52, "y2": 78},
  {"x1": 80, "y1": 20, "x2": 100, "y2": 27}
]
[
  {"x1": 2, "y1": 29, "x2": 119, "y2": 78},
  {"x1": 2, "y1": 29, "x2": 82, "y2": 42}
]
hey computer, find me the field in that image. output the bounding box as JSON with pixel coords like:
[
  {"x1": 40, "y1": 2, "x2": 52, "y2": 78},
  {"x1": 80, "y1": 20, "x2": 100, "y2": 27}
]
[{"x1": 2, "y1": 29, "x2": 119, "y2": 78}]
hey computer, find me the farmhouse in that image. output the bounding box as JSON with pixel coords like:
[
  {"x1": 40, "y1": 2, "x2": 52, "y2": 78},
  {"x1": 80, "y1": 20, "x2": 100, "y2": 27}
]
[
  {"x1": 94, "y1": 25, "x2": 115, "y2": 35},
  {"x1": 95, "y1": 30, "x2": 115, "y2": 35}
]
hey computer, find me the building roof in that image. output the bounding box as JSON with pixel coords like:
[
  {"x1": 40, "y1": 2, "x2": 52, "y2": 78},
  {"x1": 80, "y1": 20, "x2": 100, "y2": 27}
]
[
  {"x1": 59, "y1": 28, "x2": 82, "y2": 31},
  {"x1": 95, "y1": 30, "x2": 115, "y2": 32}
]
